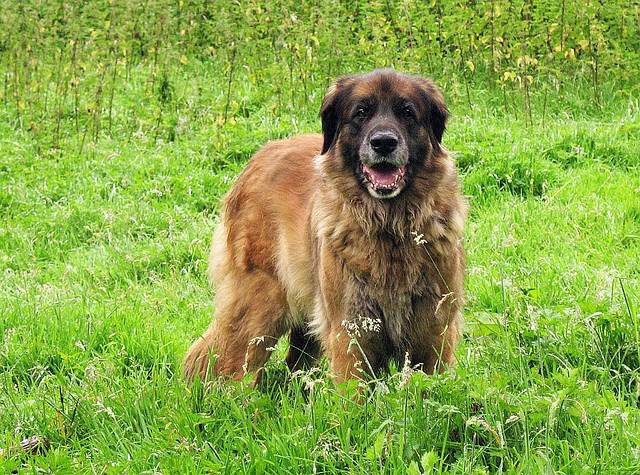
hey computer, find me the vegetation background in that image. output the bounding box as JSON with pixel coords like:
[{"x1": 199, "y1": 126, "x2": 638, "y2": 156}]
[{"x1": 1, "y1": 0, "x2": 639, "y2": 472}]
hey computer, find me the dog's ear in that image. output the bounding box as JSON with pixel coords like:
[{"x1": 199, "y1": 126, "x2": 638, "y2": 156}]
[
  {"x1": 415, "y1": 77, "x2": 449, "y2": 149},
  {"x1": 320, "y1": 76, "x2": 355, "y2": 154}
]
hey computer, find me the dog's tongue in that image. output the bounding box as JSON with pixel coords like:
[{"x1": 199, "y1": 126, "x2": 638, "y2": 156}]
[{"x1": 362, "y1": 164, "x2": 404, "y2": 187}]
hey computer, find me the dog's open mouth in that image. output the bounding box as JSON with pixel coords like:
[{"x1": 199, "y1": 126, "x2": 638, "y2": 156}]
[{"x1": 361, "y1": 162, "x2": 406, "y2": 195}]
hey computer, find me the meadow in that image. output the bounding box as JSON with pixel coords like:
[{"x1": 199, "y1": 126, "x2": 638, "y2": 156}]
[{"x1": 1, "y1": 1, "x2": 639, "y2": 473}]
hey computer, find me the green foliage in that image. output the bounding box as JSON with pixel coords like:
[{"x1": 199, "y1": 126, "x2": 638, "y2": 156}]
[
  {"x1": 1, "y1": 0, "x2": 639, "y2": 150},
  {"x1": 1, "y1": 1, "x2": 639, "y2": 473}
]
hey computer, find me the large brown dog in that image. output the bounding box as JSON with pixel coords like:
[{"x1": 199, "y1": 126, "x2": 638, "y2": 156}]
[{"x1": 184, "y1": 69, "x2": 466, "y2": 384}]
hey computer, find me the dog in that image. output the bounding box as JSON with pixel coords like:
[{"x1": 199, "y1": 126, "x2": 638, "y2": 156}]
[{"x1": 184, "y1": 69, "x2": 467, "y2": 384}]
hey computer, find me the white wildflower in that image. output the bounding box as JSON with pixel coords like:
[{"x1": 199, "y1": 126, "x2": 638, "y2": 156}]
[
  {"x1": 85, "y1": 364, "x2": 98, "y2": 383},
  {"x1": 411, "y1": 230, "x2": 428, "y2": 246},
  {"x1": 341, "y1": 316, "x2": 382, "y2": 339},
  {"x1": 96, "y1": 399, "x2": 116, "y2": 419},
  {"x1": 399, "y1": 352, "x2": 414, "y2": 389}
]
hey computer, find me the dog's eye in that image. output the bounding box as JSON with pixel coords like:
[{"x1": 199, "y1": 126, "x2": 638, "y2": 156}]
[
  {"x1": 354, "y1": 106, "x2": 369, "y2": 120},
  {"x1": 401, "y1": 105, "x2": 416, "y2": 120}
]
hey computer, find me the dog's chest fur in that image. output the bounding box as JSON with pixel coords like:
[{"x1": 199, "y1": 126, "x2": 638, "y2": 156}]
[{"x1": 319, "y1": 210, "x2": 453, "y2": 350}]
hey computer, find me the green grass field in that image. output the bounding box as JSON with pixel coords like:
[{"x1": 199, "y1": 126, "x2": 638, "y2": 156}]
[{"x1": 1, "y1": 1, "x2": 639, "y2": 473}]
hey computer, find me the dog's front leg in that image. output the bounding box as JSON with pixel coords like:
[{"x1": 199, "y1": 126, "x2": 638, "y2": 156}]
[
  {"x1": 315, "y1": 285, "x2": 389, "y2": 383},
  {"x1": 405, "y1": 292, "x2": 462, "y2": 374},
  {"x1": 323, "y1": 315, "x2": 389, "y2": 383},
  {"x1": 315, "y1": 241, "x2": 389, "y2": 383}
]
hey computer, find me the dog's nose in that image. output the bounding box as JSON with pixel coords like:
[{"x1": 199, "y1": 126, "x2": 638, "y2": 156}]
[{"x1": 370, "y1": 131, "x2": 398, "y2": 155}]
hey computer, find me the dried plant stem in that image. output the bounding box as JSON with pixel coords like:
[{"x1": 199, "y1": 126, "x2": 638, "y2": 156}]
[
  {"x1": 92, "y1": 77, "x2": 105, "y2": 143},
  {"x1": 54, "y1": 50, "x2": 70, "y2": 149},
  {"x1": 222, "y1": 44, "x2": 237, "y2": 126},
  {"x1": 108, "y1": 56, "x2": 118, "y2": 135},
  {"x1": 72, "y1": 39, "x2": 80, "y2": 134}
]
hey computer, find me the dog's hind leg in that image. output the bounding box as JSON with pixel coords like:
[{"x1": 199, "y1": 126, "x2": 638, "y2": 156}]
[
  {"x1": 285, "y1": 326, "x2": 321, "y2": 372},
  {"x1": 183, "y1": 269, "x2": 289, "y2": 383}
]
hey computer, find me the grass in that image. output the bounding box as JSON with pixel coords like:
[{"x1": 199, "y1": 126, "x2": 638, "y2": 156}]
[{"x1": 1, "y1": 3, "x2": 640, "y2": 473}]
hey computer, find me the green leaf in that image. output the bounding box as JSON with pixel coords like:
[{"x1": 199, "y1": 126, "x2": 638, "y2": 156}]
[
  {"x1": 421, "y1": 451, "x2": 439, "y2": 473},
  {"x1": 365, "y1": 431, "x2": 387, "y2": 461},
  {"x1": 407, "y1": 460, "x2": 422, "y2": 475}
]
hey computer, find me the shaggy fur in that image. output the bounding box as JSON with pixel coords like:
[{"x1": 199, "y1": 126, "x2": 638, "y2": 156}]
[{"x1": 184, "y1": 69, "x2": 467, "y2": 384}]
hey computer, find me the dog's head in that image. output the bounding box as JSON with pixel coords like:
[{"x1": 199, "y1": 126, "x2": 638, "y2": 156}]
[{"x1": 320, "y1": 69, "x2": 448, "y2": 199}]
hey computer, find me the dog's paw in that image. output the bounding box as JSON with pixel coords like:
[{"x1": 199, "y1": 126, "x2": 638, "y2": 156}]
[{"x1": 183, "y1": 337, "x2": 216, "y2": 383}]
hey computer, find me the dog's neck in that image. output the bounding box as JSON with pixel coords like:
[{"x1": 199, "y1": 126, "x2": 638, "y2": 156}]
[{"x1": 316, "y1": 150, "x2": 464, "y2": 243}]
